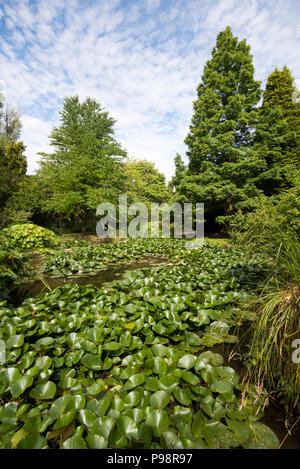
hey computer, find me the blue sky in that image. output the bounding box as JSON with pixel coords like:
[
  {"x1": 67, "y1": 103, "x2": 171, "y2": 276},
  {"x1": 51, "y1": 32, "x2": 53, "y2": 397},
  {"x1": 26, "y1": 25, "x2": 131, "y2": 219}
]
[{"x1": 0, "y1": 0, "x2": 299, "y2": 180}]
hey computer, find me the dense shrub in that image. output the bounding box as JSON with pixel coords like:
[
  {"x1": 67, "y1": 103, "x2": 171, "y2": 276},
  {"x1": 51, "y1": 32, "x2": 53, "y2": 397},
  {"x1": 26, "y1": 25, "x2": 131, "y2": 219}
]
[
  {"x1": 229, "y1": 180, "x2": 300, "y2": 256},
  {"x1": 0, "y1": 249, "x2": 28, "y2": 300},
  {"x1": 0, "y1": 223, "x2": 58, "y2": 251}
]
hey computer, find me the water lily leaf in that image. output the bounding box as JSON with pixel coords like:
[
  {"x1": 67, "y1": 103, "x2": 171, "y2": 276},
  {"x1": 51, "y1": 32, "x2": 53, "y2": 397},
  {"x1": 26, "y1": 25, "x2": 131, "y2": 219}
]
[
  {"x1": 225, "y1": 419, "x2": 252, "y2": 444},
  {"x1": 124, "y1": 373, "x2": 145, "y2": 390},
  {"x1": 119, "y1": 366, "x2": 138, "y2": 380},
  {"x1": 35, "y1": 355, "x2": 52, "y2": 370},
  {"x1": 102, "y1": 342, "x2": 121, "y2": 351},
  {"x1": 77, "y1": 409, "x2": 98, "y2": 428},
  {"x1": 90, "y1": 416, "x2": 115, "y2": 439},
  {"x1": 6, "y1": 335, "x2": 24, "y2": 349},
  {"x1": 146, "y1": 409, "x2": 169, "y2": 435},
  {"x1": 173, "y1": 406, "x2": 193, "y2": 425},
  {"x1": 35, "y1": 337, "x2": 55, "y2": 349},
  {"x1": 10, "y1": 374, "x2": 33, "y2": 398},
  {"x1": 11, "y1": 428, "x2": 27, "y2": 449},
  {"x1": 160, "y1": 429, "x2": 184, "y2": 449},
  {"x1": 125, "y1": 408, "x2": 144, "y2": 424},
  {"x1": 158, "y1": 375, "x2": 178, "y2": 392},
  {"x1": 62, "y1": 435, "x2": 87, "y2": 449},
  {"x1": 123, "y1": 390, "x2": 143, "y2": 407},
  {"x1": 145, "y1": 377, "x2": 159, "y2": 392},
  {"x1": 153, "y1": 357, "x2": 168, "y2": 375},
  {"x1": 86, "y1": 433, "x2": 107, "y2": 449},
  {"x1": 210, "y1": 381, "x2": 233, "y2": 394},
  {"x1": 49, "y1": 394, "x2": 75, "y2": 420},
  {"x1": 110, "y1": 397, "x2": 125, "y2": 412},
  {"x1": 181, "y1": 371, "x2": 200, "y2": 385},
  {"x1": 81, "y1": 353, "x2": 102, "y2": 370},
  {"x1": 17, "y1": 434, "x2": 47, "y2": 449},
  {"x1": 243, "y1": 422, "x2": 280, "y2": 449},
  {"x1": 53, "y1": 410, "x2": 75, "y2": 430},
  {"x1": 29, "y1": 381, "x2": 56, "y2": 400},
  {"x1": 0, "y1": 367, "x2": 21, "y2": 385},
  {"x1": 194, "y1": 351, "x2": 223, "y2": 370},
  {"x1": 152, "y1": 344, "x2": 168, "y2": 357},
  {"x1": 138, "y1": 422, "x2": 153, "y2": 443},
  {"x1": 173, "y1": 387, "x2": 191, "y2": 406},
  {"x1": 149, "y1": 390, "x2": 170, "y2": 409},
  {"x1": 109, "y1": 428, "x2": 127, "y2": 448},
  {"x1": 117, "y1": 415, "x2": 138, "y2": 439},
  {"x1": 86, "y1": 382, "x2": 105, "y2": 395},
  {"x1": 177, "y1": 354, "x2": 197, "y2": 370}
]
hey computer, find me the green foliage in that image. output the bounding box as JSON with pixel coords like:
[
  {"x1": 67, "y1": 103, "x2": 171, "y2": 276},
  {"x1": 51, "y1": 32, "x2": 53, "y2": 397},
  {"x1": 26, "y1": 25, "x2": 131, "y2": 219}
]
[
  {"x1": 241, "y1": 232, "x2": 300, "y2": 420},
  {"x1": 260, "y1": 66, "x2": 300, "y2": 167},
  {"x1": 0, "y1": 224, "x2": 58, "y2": 251},
  {"x1": 0, "y1": 242, "x2": 279, "y2": 449},
  {"x1": 169, "y1": 154, "x2": 186, "y2": 193},
  {"x1": 38, "y1": 96, "x2": 127, "y2": 232},
  {"x1": 0, "y1": 249, "x2": 28, "y2": 300},
  {"x1": 124, "y1": 159, "x2": 170, "y2": 205},
  {"x1": 0, "y1": 95, "x2": 22, "y2": 142},
  {"x1": 0, "y1": 140, "x2": 27, "y2": 222},
  {"x1": 178, "y1": 29, "x2": 297, "y2": 227},
  {"x1": 229, "y1": 176, "x2": 300, "y2": 254},
  {"x1": 185, "y1": 26, "x2": 261, "y2": 173}
]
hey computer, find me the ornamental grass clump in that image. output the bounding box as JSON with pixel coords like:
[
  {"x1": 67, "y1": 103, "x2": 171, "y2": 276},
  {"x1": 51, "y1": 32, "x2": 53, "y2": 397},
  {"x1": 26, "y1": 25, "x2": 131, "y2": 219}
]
[{"x1": 243, "y1": 231, "x2": 300, "y2": 422}]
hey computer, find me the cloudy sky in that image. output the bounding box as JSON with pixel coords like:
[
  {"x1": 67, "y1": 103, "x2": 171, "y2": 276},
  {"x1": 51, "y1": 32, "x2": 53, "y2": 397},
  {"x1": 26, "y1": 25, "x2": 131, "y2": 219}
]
[{"x1": 0, "y1": 0, "x2": 299, "y2": 180}]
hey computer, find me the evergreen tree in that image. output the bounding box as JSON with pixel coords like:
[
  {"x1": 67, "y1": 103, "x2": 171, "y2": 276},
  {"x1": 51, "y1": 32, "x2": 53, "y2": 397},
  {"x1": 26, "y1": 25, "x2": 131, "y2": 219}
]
[
  {"x1": 169, "y1": 154, "x2": 186, "y2": 192},
  {"x1": 185, "y1": 26, "x2": 261, "y2": 173},
  {"x1": 124, "y1": 159, "x2": 169, "y2": 205},
  {"x1": 38, "y1": 96, "x2": 127, "y2": 233},
  {"x1": 259, "y1": 66, "x2": 299, "y2": 166},
  {"x1": 181, "y1": 27, "x2": 263, "y2": 227},
  {"x1": 0, "y1": 140, "x2": 27, "y2": 218}
]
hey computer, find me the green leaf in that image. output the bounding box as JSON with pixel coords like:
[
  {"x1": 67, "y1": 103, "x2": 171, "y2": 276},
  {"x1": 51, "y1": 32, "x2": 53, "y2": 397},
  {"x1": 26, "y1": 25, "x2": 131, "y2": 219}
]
[
  {"x1": 6, "y1": 335, "x2": 24, "y2": 349},
  {"x1": 123, "y1": 390, "x2": 143, "y2": 407},
  {"x1": 146, "y1": 409, "x2": 169, "y2": 435},
  {"x1": 117, "y1": 415, "x2": 138, "y2": 439},
  {"x1": 173, "y1": 387, "x2": 191, "y2": 406},
  {"x1": 17, "y1": 434, "x2": 47, "y2": 449},
  {"x1": 10, "y1": 375, "x2": 33, "y2": 398},
  {"x1": 244, "y1": 422, "x2": 280, "y2": 449},
  {"x1": 29, "y1": 381, "x2": 56, "y2": 400},
  {"x1": 86, "y1": 434, "x2": 107, "y2": 449},
  {"x1": 149, "y1": 390, "x2": 170, "y2": 409},
  {"x1": 153, "y1": 357, "x2": 168, "y2": 375},
  {"x1": 62, "y1": 435, "x2": 87, "y2": 449},
  {"x1": 160, "y1": 430, "x2": 184, "y2": 449},
  {"x1": 158, "y1": 375, "x2": 178, "y2": 392},
  {"x1": 90, "y1": 417, "x2": 115, "y2": 440},
  {"x1": 124, "y1": 373, "x2": 145, "y2": 390},
  {"x1": 81, "y1": 353, "x2": 102, "y2": 370},
  {"x1": 144, "y1": 377, "x2": 159, "y2": 392},
  {"x1": 177, "y1": 354, "x2": 197, "y2": 370}
]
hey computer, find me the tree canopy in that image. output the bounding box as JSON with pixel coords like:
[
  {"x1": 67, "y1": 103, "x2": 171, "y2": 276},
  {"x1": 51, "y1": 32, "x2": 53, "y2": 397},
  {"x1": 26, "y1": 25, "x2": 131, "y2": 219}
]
[{"x1": 38, "y1": 96, "x2": 127, "y2": 232}]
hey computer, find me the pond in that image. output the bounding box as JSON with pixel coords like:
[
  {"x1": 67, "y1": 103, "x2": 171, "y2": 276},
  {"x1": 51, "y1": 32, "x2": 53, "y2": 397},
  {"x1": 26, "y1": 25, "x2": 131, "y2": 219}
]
[
  {"x1": 10, "y1": 256, "x2": 168, "y2": 306},
  {"x1": 5, "y1": 251, "x2": 300, "y2": 449}
]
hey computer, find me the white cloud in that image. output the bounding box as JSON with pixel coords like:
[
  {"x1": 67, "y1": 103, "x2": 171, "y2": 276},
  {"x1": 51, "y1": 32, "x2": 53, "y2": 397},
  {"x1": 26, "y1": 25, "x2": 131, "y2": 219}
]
[{"x1": 0, "y1": 0, "x2": 299, "y2": 181}]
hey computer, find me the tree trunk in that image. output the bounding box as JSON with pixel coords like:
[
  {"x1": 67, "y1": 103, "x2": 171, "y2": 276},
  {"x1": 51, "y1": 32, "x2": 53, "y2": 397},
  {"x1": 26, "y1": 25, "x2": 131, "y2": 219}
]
[{"x1": 81, "y1": 210, "x2": 87, "y2": 235}]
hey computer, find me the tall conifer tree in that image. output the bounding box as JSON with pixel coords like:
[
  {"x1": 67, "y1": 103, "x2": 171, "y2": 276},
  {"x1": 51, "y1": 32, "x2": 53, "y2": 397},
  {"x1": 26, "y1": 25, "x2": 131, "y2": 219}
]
[{"x1": 185, "y1": 26, "x2": 261, "y2": 173}]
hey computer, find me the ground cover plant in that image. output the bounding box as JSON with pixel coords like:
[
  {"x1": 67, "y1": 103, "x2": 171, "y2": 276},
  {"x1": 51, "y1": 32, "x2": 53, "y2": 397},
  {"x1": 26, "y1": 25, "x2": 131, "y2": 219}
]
[
  {"x1": 0, "y1": 224, "x2": 58, "y2": 251},
  {"x1": 0, "y1": 249, "x2": 29, "y2": 301},
  {"x1": 0, "y1": 242, "x2": 280, "y2": 449},
  {"x1": 40, "y1": 239, "x2": 188, "y2": 277}
]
